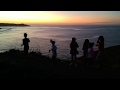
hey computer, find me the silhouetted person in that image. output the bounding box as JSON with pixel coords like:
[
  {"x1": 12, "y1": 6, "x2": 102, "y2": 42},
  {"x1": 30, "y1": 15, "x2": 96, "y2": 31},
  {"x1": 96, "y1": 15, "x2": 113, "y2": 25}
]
[
  {"x1": 21, "y1": 33, "x2": 30, "y2": 55},
  {"x1": 49, "y1": 39, "x2": 57, "y2": 59},
  {"x1": 86, "y1": 42, "x2": 95, "y2": 65},
  {"x1": 69, "y1": 37, "x2": 79, "y2": 67},
  {"x1": 96, "y1": 36, "x2": 104, "y2": 65},
  {"x1": 82, "y1": 39, "x2": 89, "y2": 58}
]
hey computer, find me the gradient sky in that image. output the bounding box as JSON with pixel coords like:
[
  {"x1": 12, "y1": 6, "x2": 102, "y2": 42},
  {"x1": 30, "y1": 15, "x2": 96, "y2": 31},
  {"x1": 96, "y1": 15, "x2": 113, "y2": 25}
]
[{"x1": 0, "y1": 11, "x2": 120, "y2": 25}]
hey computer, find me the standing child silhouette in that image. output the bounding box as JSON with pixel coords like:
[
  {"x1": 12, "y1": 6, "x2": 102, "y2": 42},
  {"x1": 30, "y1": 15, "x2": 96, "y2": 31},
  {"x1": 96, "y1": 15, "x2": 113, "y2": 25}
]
[
  {"x1": 86, "y1": 42, "x2": 95, "y2": 65},
  {"x1": 69, "y1": 37, "x2": 79, "y2": 67},
  {"x1": 82, "y1": 39, "x2": 89, "y2": 58},
  {"x1": 96, "y1": 36, "x2": 104, "y2": 65},
  {"x1": 21, "y1": 33, "x2": 30, "y2": 55},
  {"x1": 49, "y1": 39, "x2": 57, "y2": 59}
]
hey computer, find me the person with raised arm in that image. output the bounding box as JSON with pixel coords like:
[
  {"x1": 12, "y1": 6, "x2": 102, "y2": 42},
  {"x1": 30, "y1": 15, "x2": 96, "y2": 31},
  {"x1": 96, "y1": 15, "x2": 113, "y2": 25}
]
[{"x1": 49, "y1": 39, "x2": 57, "y2": 59}]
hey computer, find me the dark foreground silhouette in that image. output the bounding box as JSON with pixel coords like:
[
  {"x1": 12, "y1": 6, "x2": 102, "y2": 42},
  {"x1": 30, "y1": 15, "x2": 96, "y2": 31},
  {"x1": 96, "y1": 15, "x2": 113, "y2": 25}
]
[{"x1": 0, "y1": 45, "x2": 120, "y2": 79}]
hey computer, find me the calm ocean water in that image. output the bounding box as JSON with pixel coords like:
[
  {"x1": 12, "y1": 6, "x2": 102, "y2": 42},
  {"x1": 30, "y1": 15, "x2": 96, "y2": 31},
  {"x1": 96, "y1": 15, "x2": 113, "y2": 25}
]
[{"x1": 0, "y1": 25, "x2": 120, "y2": 60}]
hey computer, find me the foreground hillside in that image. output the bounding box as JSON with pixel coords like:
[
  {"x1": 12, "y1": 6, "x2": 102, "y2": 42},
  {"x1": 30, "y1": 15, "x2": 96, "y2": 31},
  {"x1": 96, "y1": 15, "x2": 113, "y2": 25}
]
[{"x1": 0, "y1": 45, "x2": 120, "y2": 79}]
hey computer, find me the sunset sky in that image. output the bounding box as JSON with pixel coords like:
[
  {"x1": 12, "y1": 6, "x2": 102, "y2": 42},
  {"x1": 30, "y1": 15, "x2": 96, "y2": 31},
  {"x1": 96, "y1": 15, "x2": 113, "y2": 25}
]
[{"x1": 0, "y1": 11, "x2": 120, "y2": 25}]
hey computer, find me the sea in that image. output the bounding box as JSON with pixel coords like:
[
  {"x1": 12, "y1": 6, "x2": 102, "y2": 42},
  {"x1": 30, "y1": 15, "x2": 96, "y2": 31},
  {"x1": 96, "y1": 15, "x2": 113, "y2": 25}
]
[{"x1": 0, "y1": 25, "x2": 120, "y2": 60}]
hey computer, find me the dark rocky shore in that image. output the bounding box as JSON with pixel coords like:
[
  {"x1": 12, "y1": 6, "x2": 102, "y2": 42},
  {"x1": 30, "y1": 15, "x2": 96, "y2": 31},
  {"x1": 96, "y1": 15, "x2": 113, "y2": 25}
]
[{"x1": 0, "y1": 45, "x2": 120, "y2": 79}]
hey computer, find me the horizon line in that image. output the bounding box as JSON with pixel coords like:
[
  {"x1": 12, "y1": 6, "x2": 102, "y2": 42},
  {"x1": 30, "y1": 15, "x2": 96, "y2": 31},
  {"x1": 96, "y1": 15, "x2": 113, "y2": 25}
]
[{"x1": 1, "y1": 22, "x2": 120, "y2": 26}]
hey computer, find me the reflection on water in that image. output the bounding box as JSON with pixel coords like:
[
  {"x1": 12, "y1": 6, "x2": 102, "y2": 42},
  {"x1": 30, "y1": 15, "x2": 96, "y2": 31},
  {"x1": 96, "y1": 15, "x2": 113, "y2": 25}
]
[{"x1": 0, "y1": 25, "x2": 120, "y2": 60}]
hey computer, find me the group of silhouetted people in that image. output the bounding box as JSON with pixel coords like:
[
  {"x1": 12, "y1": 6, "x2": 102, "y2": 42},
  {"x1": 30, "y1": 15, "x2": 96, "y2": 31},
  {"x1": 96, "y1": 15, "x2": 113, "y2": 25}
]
[
  {"x1": 82, "y1": 36, "x2": 104, "y2": 66},
  {"x1": 21, "y1": 33, "x2": 104, "y2": 67}
]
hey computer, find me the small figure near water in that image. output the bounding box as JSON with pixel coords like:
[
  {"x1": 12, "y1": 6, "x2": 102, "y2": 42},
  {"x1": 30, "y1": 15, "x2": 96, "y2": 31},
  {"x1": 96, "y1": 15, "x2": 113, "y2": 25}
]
[
  {"x1": 86, "y1": 42, "x2": 95, "y2": 65},
  {"x1": 49, "y1": 39, "x2": 57, "y2": 60},
  {"x1": 21, "y1": 33, "x2": 30, "y2": 55},
  {"x1": 82, "y1": 39, "x2": 89, "y2": 58},
  {"x1": 69, "y1": 37, "x2": 79, "y2": 67},
  {"x1": 96, "y1": 36, "x2": 104, "y2": 65}
]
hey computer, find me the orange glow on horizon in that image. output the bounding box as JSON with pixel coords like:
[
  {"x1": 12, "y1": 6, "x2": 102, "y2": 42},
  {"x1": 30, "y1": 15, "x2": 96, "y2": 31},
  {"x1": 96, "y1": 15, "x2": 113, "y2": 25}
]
[{"x1": 0, "y1": 11, "x2": 120, "y2": 25}]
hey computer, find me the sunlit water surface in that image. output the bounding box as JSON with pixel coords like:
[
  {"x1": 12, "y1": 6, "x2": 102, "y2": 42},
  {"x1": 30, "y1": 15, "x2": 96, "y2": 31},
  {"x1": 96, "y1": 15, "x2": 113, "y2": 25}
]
[{"x1": 0, "y1": 25, "x2": 120, "y2": 60}]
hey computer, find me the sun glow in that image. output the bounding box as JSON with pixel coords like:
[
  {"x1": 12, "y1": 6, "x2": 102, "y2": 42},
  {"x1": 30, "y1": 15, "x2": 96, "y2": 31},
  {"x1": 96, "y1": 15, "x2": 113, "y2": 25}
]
[
  {"x1": 0, "y1": 11, "x2": 66, "y2": 24},
  {"x1": 0, "y1": 11, "x2": 120, "y2": 25}
]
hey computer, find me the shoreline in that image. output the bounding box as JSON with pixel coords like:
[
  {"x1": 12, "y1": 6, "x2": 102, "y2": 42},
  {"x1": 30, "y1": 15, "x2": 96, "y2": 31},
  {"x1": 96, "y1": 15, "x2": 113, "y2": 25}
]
[
  {"x1": 0, "y1": 23, "x2": 30, "y2": 26},
  {"x1": 0, "y1": 45, "x2": 120, "y2": 79},
  {"x1": 0, "y1": 44, "x2": 120, "y2": 61},
  {"x1": 0, "y1": 44, "x2": 119, "y2": 61}
]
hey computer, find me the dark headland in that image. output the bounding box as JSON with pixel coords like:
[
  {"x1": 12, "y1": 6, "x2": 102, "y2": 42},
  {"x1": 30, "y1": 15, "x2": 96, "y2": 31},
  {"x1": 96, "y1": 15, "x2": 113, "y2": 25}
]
[
  {"x1": 0, "y1": 45, "x2": 120, "y2": 79},
  {"x1": 0, "y1": 23, "x2": 30, "y2": 26}
]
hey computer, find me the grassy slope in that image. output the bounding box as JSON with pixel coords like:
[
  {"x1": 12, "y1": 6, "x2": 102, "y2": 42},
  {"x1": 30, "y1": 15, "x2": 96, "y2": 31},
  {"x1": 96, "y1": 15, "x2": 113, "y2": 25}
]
[{"x1": 0, "y1": 45, "x2": 120, "y2": 79}]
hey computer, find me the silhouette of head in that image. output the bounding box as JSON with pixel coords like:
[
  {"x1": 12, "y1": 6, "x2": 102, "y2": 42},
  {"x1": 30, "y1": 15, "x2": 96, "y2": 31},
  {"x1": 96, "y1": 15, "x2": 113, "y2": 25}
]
[
  {"x1": 89, "y1": 42, "x2": 94, "y2": 48},
  {"x1": 72, "y1": 37, "x2": 76, "y2": 42},
  {"x1": 97, "y1": 36, "x2": 104, "y2": 43},
  {"x1": 24, "y1": 33, "x2": 27, "y2": 38},
  {"x1": 85, "y1": 39, "x2": 89, "y2": 43},
  {"x1": 99, "y1": 36, "x2": 104, "y2": 42},
  {"x1": 52, "y1": 41, "x2": 55, "y2": 45},
  {"x1": 50, "y1": 39, "x2": 55, "y2": 45}
]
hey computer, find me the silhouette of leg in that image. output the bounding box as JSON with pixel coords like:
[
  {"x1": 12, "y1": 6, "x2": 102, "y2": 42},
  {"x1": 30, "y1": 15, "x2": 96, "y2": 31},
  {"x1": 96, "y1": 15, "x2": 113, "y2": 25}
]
[
  {"x1": 74, "y1": 55, "x2": 78, "y2": 67},
  {"x1": 96, "y1": 52, "x2": 104, "y2": 66},
  {"x1": 69, "y1": 55, "x2": 74, "y2": 66}
]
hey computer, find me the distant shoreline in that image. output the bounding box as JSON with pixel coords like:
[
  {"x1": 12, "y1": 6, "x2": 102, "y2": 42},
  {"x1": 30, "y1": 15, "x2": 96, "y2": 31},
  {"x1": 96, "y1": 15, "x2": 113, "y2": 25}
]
[{"x1": 0, "y1": 23, "x2": 30, "y2": 26}]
